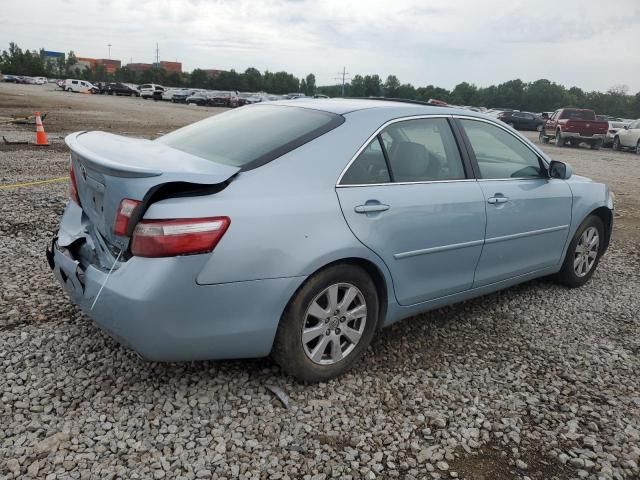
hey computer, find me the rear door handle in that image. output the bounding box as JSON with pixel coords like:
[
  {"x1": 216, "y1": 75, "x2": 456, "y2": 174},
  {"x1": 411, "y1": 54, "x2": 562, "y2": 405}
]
[
  {"x1": 354, "y1": 203, "x2": 390, "y2": 213},
  {"x1": 487, "y1": 196, "x2": 509, "y2": 204}
]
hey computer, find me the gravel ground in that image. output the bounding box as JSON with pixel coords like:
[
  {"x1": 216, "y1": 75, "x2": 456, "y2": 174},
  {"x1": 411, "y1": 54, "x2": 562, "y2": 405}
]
[{"x1": 1, "y1": 84, "x2": 639, "y2": 480}]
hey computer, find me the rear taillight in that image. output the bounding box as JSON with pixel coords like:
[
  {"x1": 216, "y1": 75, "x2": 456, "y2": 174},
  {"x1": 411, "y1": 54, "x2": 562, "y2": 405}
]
[
  {"x1": 69, "y1": 163, "x2": 80, "y2": 205},
  {"x1": 114, "y1": 199, "x2": 142, "y2": 236},
  {"x1": 131, "y1": 217, "x2": 230, "y2": 258}
]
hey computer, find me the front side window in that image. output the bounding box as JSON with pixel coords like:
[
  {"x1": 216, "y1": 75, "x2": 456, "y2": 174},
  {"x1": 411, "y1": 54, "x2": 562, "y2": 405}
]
[{"x1": 460, "y1": 119, "x2": 544, "y2": 179}]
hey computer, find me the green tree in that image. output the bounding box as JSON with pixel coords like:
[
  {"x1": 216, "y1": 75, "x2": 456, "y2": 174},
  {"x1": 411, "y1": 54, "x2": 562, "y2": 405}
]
[
  {"x1": 305, "y1": 73, "x2": 316, "y2": 95},
  {"x1": 190, "y1": 69, "x2": 207, "y2": 88},
  {"x1": 243, "y1": 67, "x2": 262, "y2": 91},
  {"x1": 350, "y1": 75, "x2": 366, "y2": 97},
  {"x1": 384, "y1": 75, "x2": 400, "y2": 97},
  {"x1": 363, "y1": 74, "x2": 382, "y2": 97}
]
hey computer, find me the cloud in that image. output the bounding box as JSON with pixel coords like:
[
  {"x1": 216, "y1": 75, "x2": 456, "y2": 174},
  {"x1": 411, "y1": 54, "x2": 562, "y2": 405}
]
[{"x1": 0, "y1": 0, "x2": 639, "y2": 92}]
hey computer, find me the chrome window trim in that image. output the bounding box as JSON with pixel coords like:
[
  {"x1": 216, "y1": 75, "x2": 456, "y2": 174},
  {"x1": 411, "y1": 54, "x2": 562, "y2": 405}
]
[
  {"x1": 453, "y1": 115, "x2": 551, "y2": 180},
  {"x1": 336, "y1": 114, "x2": 460, "y2": 187},
  {"x1": 336, "y1": 113, "x2": 551, "y2": 188},
  {"x1": 338, "y1": 178, "x2": 476, "y2": 188}
]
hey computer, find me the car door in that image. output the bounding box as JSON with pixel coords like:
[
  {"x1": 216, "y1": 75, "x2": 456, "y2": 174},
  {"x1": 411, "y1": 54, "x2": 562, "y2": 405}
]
[
  {"x1": 457, "y1": 117, "x2": 573, "y2": 287},
  {"x1": 545, "y1": 110, "x2": 559, "y2": 136},
  {"x1": 336, "y1": 117, "x2": 487, "y2": 306},
  {"x1": 620, "y1": 120, "x2": 640, "y2": 148}
]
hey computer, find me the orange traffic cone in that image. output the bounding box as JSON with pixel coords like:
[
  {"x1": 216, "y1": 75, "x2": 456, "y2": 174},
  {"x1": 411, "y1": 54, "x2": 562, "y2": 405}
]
[{"x1": 34, "y1": 111, "x2": 49, "y2": 146}]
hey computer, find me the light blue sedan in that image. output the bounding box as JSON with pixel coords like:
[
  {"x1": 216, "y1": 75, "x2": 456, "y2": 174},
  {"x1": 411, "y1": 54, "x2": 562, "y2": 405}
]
[{"x1": 48, "y1": 99, "x2": 614, "y2": 381}]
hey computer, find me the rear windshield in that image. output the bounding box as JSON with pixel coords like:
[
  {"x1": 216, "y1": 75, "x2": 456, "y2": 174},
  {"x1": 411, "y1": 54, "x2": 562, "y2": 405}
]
[
  {"x1": 157, "y1": 105, "x2": 344, "y2": 170},
  {"x1": 560, "y1": 109, "x2": 596, "y2": 120}
]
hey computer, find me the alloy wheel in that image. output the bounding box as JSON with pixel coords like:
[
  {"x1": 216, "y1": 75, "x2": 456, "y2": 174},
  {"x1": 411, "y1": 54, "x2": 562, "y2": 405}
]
[
  {"x1": 301, "y1": 283, "x2": 367, "y2": 365},
  {"x1": 574, "y1": 226, "x2": 599, "y2": 277}
]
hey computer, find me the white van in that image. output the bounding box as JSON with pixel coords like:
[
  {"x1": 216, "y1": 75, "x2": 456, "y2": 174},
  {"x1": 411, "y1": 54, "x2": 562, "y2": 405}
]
[
  {"x1": 62, "y1": 79, "x2": 97, "y2": 93},
  {"x1": 139, "y1": 84, "x2": 165, "y2": 100}
]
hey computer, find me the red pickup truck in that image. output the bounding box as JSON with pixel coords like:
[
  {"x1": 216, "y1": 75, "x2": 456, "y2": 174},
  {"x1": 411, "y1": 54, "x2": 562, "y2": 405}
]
[{"x1": 539, "y1": 108, "x2": 608, "y2": 150}]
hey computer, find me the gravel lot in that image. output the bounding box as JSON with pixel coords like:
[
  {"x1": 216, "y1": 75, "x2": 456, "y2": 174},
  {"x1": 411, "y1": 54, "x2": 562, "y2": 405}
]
[{"x1": 1, "y1": 83, "x2": 639, "y2": 480}]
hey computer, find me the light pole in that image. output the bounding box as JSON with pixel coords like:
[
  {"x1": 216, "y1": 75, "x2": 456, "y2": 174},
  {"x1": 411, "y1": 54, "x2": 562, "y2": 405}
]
[{"x1": 107, "y1": 44, "x2": 112, "y2": 59}]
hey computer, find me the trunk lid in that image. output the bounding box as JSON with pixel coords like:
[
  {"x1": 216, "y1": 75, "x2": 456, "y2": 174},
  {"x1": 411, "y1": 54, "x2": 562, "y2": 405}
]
[{"x1": 65, "y1": 131, "x2": 239, "y2": 253}]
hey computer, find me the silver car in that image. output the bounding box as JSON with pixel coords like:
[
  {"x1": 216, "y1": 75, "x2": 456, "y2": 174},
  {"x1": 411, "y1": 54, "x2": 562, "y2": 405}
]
[{"x1": 49, "y1": 99, "x2": 614, "y2": 381}]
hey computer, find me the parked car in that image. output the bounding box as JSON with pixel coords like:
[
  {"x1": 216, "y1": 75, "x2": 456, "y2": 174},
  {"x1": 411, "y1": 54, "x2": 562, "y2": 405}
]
[
  {"x1": 209, "y1": 91, "x2": 240, "y2": 108},
  {"x1": 2, "y1": 74, "x2": 18, "y2": 82},
  {"x1": 107, "y1": 82, "x2": 140, "y2": 96},
  {"x1": 48, "y1": 100, "x2": 614, "y2": 382},
  {"x1": 161, "y1": 88, "x2": 182, "y2": 101},
  {"x1": 497, "y1": 111, "x2": 545, "y2": 131},
  {"x1": 32, "y1": 76, "x2": 48, "y2": 85},
  {"x1": 314, "y1": 94, "x2": 330, "y2": 99},
  {"x1": 539, "y1": 108, "x2": 608, "y2": 149},
  {"x1": 171, "y1": 89, "x2": 198, "y2": 103},
  {"x1": 238, "y1": 92, "x2": 263, "y2": 105},
  {"x1": 604, "y1": 121, "x2": 630, "y2": 147},
  {"x1": 612, "y1": 119, "x2": 640, "y2": 154},
  {"x1": 60, "y1": 79, "x2": 98, "y2": 93},
  {"x1": 139, "y1": 84, "x2": 165, "y2": 100},
  {"x1": 185, "y1": 91, "x2": 213, "y2": 106}
]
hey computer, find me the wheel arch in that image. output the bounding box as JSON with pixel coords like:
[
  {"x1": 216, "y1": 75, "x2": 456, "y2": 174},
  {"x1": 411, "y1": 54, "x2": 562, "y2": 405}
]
[
  {"x1": 281, "y1": 256, "x2": 390, "y2": 331},
  {"x1": 589, "y1": 206, "x2": 613, "y2": 252}
]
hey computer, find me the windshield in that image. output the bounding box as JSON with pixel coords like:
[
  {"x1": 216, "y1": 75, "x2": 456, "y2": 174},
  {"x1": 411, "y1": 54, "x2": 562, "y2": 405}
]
[{"x1": 157, "y1": 105, "x2": 344, "y2": 170}]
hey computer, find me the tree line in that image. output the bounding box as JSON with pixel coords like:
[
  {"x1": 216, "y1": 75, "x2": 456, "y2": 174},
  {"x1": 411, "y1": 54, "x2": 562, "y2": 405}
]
[
  {"x1": 317, "y1": 75, "x2": 640, "y2": 119},
  {"x1": 2, "y1": 42, "x2": 639, "y2": 117}
]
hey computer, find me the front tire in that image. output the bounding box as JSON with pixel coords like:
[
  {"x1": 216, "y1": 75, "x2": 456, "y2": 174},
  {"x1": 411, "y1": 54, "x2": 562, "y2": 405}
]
[
  {"x1": 555, "y1": 215, "x2": 605, "y2": 288},
  {"x1": 612, "y1": 136, "x2": 621, "y2": 151},
  {"x1": 636, "y1": 140, "x2": 640, "y2": 155},
  {"x1": 272, "y1": 264, "x2": 379, "y2": 382},
  {"x1": 556, "y1": 131, "x2": 565, "y2": 147}
]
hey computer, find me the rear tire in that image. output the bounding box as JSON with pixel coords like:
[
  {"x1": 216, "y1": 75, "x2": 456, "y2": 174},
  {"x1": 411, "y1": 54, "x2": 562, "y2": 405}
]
[
  {"x1": 590, "y1": 141, "x2": 601, "y2": 150},
  {"x1": 636, "y1": 140, "x2": 640, "y2": 155},
  {"x1": 272, "y1": 264, "x2": 379, "y2": 382},
  {"x1": 555, "y1": 215, "x2": 604, "y2": 288}
]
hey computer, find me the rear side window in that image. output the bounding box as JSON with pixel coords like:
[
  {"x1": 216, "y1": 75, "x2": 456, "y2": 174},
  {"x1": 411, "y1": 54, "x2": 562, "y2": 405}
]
[
  {"x1": 340, "y1": 137, "x2": 390, "y2": 185},
  {"x1": 158, "y1": 105, "x2": 344, "y2": 170},
  {"x1": 385, "y1": 118, "x2": 466, "y2": 182},
  {"x1": 340, "y1": 118, "x2": 466, "y2": 185},
  {"x1": 560, "y1": 109, "x2": 596, "y2": 120}
]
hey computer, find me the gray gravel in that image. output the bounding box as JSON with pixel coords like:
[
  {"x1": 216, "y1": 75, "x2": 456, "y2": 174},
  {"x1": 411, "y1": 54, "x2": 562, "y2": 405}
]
[{"x1": 1, "y1": 88, "x2": 640, "y2": 479}]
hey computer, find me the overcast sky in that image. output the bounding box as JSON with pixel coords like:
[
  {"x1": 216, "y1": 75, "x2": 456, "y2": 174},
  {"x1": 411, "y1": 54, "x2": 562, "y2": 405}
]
[{"x1": 1, "y1": 0, "x2": 639, "y2": 92}]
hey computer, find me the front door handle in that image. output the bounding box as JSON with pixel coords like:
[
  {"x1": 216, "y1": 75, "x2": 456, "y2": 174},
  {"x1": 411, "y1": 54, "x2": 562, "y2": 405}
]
[
  {"x1": 487, "y1": 196, "x2": 509, "y2": 204},
  {"x1": 354, "y1": 203, "x2": 390, "y2": 214}
]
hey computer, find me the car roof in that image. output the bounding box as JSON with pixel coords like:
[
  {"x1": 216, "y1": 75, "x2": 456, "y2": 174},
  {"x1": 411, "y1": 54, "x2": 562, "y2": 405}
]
[{"x1": 266, "y1": 98, "x2": 461, "y2": 116}]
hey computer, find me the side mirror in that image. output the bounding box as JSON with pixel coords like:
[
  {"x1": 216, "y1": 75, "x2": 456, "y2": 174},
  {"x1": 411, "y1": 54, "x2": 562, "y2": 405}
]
[{"x1": 549, "y1": 160, "x2": 572, "y2": 180}]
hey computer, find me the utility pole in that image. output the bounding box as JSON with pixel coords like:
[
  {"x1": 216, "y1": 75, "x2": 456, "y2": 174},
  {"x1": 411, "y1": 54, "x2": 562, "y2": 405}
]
[
  {"x1": 107, "y1": 44, "x2": 112, "y2": 59},
  {"x1": 155, "y1": 43, "x2": 160, "y2": 65},
  {"x1": 334, "y1": 67, "x2": 350, "y2": 97}
]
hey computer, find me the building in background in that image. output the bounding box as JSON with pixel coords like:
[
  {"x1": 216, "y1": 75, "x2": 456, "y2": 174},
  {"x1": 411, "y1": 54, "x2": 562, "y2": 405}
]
[
  {"x1": 95, "y1": 58, "x2": 121, "y2": 74},
  {"x1": 126, "y1": 63, "x2": 152, "y2": 73},
  {"x1": 41, "y1": 50, "x2": 65, "y2": 69},
  {"x1": 76, "y1": 57, "x2": 96, "y2": 71},
  {"x1": 158, "y1": 61, "x2": 182, "y2": 74},
  {"x1": 203, "y1": 69, "x2": 226, "y2": 79}
]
